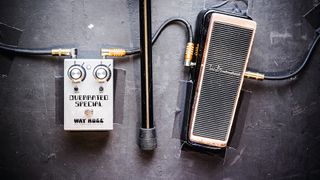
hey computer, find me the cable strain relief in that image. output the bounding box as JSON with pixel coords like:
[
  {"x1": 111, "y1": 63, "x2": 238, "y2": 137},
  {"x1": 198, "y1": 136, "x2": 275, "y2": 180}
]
[
  {"x1": 101, "y1": 48, "x2": 126, "y2": 57},
  {"x1": 51, "y1": 48, "x2": 77, "y2": 57},
  {"x1": 184, "y1": 42, "x2": 194, "y2": 67},
  {"x1": 244, "y1": 71, "x2": 265, "y2": 80}
]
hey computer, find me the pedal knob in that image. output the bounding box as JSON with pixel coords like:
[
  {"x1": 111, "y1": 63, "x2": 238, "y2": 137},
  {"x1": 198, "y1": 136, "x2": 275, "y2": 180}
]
[
  {"x1": 93, "y1": 65, "x2": 111, "y2": 83},
  {"x1": 67, "y1": 65, "x2": 86, "y2": 83}
]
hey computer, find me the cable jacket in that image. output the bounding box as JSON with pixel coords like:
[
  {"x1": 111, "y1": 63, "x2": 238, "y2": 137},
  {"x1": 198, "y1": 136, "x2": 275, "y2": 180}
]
[
  {"x1": 0, "y1": 42, "x2": 52, "y2": 55},
  {"x1": 125, "y1": 17, "x2": 193, "y2": 56},
  {"x1": 255, "y1": 34, "x2": 320, "y2": 80}
]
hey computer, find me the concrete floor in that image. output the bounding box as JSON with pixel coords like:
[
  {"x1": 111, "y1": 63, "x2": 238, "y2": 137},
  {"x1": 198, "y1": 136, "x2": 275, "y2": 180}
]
[{"x1": 0, "y1": 0, "x2": 319, "y2": 179}]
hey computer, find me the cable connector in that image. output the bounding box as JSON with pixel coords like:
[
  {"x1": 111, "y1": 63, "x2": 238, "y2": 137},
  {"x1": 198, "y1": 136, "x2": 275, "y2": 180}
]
[
  {"x1": 244, "y1": 71, "x2": 265, "y2": 80},
  {"x1": 101, "y1": 48, "x2": 126, "y2": 58},
  {"x1": 184, "y1": 42, "x2": 194, "y2": 67},
  {"x1": 51, "y1": 48, "x2": 77, "y2": 58},
  {"x1": 194, "y1": 43, "x2": 199, "y2": 57}
]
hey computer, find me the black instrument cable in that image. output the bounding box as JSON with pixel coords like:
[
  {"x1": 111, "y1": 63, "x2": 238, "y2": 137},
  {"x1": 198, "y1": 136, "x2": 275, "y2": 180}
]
[
  {"x1": 0, "y1": 42, "x2": 77, "y2": 57},
  {"x1": 264, "y1": 33, "x2": 320, "y2": 80},
  {"x1": 247, "y1": 32, "x2": 320, "y2": 80},
  {"x1": 0, "y1": 18, "x2": 194, "y2": 60},
  {"x1": 0, "y1": 0, "x2": 230, "y2": 57},
  {"x1": 0, "y1": 42, "x2": 52, "y2": 55},
  {"x1": 105, "y1": 17, "x2": 193, "y2": 56},
  {"x1": 119, "y1": 0, "x2": 231, "y2": 56},
  {"x1": 0, "y1": 1, "x2": 228, "y2": 59},
  {"x1": 1, "y1": 0, "x2": 317, "y2": 81}
]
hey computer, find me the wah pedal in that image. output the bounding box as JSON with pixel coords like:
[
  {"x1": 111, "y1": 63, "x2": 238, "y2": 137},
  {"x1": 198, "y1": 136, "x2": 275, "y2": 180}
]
[{"x1": 188, "y1": 12, "x2": 256, "y2": 148}]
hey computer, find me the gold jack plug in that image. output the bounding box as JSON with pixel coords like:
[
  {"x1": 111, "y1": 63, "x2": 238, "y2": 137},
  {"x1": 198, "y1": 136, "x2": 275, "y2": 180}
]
[
  {"x1": 51, "y1": 48, "x2": 77, "y2": 58},
  {"x1": 101, "y1": 48, "x2": 126, "y2": 58},
  {"x1": 184, "y1": 42, "x2": 194, "y2": 67},
  {"x1": 244, "y1": 71, "x2": 265, "y2": 80}
]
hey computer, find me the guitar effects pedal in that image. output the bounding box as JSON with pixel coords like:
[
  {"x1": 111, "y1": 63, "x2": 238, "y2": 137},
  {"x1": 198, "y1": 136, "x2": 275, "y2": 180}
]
[{"x1": 64, "y1": 59, "x2": 113, "y2": 131}]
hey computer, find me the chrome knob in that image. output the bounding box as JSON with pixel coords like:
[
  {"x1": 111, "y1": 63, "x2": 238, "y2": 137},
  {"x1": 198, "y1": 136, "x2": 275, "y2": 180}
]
[
  {"x1": 93, "y1": 65, "x2": 111, "y2": 83},
  {"x1": 67, "y1": 65, "x2": 86, "y2": 83}
]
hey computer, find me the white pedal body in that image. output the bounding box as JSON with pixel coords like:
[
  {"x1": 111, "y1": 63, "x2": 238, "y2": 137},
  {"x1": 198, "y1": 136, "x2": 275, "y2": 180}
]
[{"x1": 64, "y1": 59, "x2": 113, "y2": 131}]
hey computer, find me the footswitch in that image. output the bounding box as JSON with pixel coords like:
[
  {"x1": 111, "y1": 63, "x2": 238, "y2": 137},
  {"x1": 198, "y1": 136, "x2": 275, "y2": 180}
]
[{"x1": 64, "y1": 59, "x2": 113, "y2": 131}]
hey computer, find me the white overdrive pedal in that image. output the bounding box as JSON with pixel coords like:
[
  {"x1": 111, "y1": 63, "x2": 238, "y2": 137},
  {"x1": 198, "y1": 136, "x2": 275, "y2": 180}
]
[{"x1": 64, "y1": 59, "x2": 113, "y2": 131}]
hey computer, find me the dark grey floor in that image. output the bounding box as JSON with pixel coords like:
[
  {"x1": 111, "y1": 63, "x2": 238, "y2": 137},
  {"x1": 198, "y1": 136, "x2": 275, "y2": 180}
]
[{"x1": 0, "y1": 0, "x2": 320, "y2": 179}]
